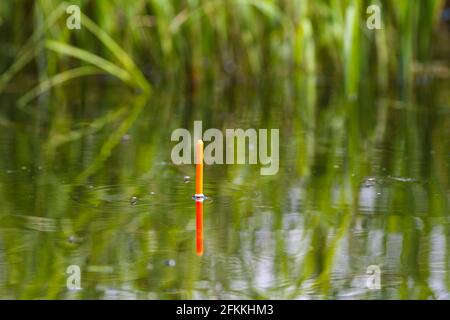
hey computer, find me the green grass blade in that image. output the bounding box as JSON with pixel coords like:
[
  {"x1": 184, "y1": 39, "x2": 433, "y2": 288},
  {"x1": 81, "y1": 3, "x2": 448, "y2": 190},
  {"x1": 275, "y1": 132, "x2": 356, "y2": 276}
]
[{"x1": 45, "y1": 40, "x2": 132, "y2": 84}]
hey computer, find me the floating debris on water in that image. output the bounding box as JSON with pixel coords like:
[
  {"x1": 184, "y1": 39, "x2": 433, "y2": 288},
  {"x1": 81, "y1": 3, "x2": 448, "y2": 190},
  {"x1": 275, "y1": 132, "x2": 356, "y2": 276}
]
[
  {"x1": 184, "y1": 176, "x2": 191, "y2": 183},
  {"x1": 87, "y1": 265, "x2": 114, "y2": 273},
  {"x1": 130, "y1": 196, "x2": 138, "y2": 205}
]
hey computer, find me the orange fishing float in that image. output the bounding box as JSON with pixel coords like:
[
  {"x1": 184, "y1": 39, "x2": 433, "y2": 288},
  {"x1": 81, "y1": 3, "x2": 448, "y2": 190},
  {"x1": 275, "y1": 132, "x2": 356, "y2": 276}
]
[{"x1": 195, "y1": 140, "x2": 204, "y2": 256}]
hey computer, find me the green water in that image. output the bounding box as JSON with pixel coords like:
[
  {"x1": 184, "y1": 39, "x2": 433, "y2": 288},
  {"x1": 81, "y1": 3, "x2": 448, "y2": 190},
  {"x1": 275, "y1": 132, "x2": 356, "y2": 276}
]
[{"x1": 0, "y1": 75, "x2": 449, "y2": 299}]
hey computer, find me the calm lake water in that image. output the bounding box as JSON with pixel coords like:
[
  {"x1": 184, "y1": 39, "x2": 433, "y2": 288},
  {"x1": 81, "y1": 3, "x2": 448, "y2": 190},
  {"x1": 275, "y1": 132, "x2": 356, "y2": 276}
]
[{"x1": 0, "y1": 75, "x2": 448, "y2": 299}]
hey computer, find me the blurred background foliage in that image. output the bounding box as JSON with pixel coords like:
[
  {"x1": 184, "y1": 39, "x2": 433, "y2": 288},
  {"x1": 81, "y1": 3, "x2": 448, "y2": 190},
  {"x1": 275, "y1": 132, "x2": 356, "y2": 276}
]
[{"x1": 0, "y1": 0, "x2": 448, "y2": 98}]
